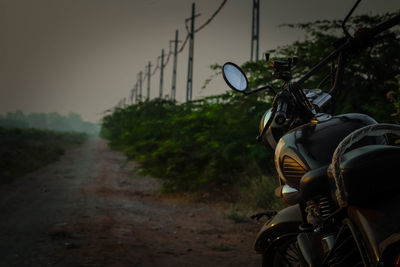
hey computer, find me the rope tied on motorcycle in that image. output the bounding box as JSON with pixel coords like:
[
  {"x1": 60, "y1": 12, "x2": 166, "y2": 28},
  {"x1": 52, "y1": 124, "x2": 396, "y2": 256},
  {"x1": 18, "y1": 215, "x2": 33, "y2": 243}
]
[{"x1": 329, "y1": 123, "x2": 400, "y2": 207}]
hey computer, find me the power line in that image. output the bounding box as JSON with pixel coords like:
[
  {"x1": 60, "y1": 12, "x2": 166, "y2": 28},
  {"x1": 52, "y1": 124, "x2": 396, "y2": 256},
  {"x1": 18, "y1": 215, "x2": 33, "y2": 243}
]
[
  {"x1": 151, "y1": 56, "x2": 161, "y2": 76},
  {"x1": 163, "y1": 38, "x2": 174, "y2": 67},
  {"x1": 178, "y1": 34, "x2": 190, "y2": 53},
  {"x1": 132, "y1": 0, "x2": 229, "y2": 104},
  {"x1": 195, "y1": 0, "x2": 228, "y2": 33}
]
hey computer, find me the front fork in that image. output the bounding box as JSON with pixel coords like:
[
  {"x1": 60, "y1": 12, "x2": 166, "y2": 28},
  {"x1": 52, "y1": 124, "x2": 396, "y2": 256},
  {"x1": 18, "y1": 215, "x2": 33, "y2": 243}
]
[{"x1": 294, "y1": 198, "x2": 338, "y2": 266}]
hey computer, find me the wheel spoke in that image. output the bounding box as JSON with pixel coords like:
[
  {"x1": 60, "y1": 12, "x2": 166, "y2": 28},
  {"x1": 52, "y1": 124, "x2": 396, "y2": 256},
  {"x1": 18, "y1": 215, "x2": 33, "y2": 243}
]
[
  {"x1": 270, "y1": 238, "x2": 303, "y2": 267},
  {"x1": 274, "y1": 246, "x2": 295, "y2": 267}
]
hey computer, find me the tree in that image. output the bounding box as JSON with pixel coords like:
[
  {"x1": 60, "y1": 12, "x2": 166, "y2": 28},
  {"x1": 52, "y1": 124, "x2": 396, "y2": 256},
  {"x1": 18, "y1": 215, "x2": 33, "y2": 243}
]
[
  {"x1": 27, "y1": 113, "x2": 48, "y2": 129},
  {"x1": 251, "y1": 13, "x2": 400, "y2": 122}
]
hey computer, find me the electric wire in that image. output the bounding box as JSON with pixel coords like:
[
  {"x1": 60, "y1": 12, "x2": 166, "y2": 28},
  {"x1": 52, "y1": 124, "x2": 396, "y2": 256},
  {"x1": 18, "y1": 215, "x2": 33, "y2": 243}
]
[
  {"x1": 129, "y1": 0, "x2": 229, "y2": 104},
  {"x1": 151, "y1": 56, "x2": 161, "y2": 76},
  {"x1": 178, "y1": 34, "x2": 190, "y2": 53},
  {"x1": 195, "y1": 0, "x2": 227, "y2": 33},
  {"x1": 163, "y1": 43, "x2": 173, "y2": 68}
]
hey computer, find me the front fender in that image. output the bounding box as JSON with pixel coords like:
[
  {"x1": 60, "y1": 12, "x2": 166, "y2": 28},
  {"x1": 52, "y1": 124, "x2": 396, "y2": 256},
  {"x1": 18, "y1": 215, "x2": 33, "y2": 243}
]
[{"x1": 254, "y1": 204, "x2": 302, "y2": 253}]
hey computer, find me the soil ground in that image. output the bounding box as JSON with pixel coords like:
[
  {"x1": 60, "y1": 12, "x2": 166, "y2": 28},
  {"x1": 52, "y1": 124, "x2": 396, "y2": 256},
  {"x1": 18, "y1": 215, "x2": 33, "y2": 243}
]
[{"x1": 0, "y1": 138, "x2": 262, "y2": 267}]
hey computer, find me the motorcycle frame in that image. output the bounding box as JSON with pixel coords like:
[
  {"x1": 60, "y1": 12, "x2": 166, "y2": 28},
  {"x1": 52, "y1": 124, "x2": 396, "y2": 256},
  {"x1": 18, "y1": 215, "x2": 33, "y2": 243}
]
[{"x1": 253, "y1": 12, "x2": 400, "y2": 266}]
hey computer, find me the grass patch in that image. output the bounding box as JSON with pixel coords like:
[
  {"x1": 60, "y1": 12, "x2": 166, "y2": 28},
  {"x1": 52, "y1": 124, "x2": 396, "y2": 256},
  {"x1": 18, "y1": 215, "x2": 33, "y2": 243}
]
[
  {"x1": 0, "y1": 127, "x2": 87, "y2": 183},
  {"x1": 240, "y1": 175, "x2": 285, "y2": 211},
  {"x1": 224, "y1": 205, "x2": 250, "y2": 223}
]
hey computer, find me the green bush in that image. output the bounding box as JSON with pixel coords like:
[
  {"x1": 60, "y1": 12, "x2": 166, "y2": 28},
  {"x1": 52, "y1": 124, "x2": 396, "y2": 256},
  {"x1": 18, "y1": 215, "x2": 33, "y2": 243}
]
[
  {"x1": 101, "y1": 95, "x2": 275, "y2": 197},
  {"x1": 243, "y1": 175, "x2": 285, "y2": 210}
]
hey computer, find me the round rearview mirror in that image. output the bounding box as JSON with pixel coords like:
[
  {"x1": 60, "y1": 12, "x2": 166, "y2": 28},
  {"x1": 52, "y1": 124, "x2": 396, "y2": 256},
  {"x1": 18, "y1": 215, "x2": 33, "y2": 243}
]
[{"x1": 222, "y1": 62, "x2": 248, "y2": 92}]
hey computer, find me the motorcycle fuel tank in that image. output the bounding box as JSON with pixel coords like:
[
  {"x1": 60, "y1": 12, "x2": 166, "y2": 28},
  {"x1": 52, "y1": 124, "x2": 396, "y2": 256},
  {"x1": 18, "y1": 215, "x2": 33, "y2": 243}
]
[{"x1": 274, "y1": 113, "x2": 380, "y2": 188}]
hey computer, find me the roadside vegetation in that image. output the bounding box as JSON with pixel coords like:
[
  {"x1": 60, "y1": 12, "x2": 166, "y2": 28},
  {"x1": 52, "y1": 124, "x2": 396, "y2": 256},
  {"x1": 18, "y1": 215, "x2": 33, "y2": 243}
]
[
  {"x1": 0, "y1": 127, "x2": 87, "y2": 183},
  {"x1": 101, "y1": 13, "x2": 399, "y2": 209},
  {"x1": 101, "y1": 94, "x2": 278, "y2": 201}
]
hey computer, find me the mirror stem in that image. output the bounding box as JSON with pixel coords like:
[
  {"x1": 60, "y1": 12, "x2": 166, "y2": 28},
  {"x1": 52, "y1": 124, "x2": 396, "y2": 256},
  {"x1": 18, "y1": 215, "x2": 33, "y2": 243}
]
[
  {"x1": 243, "y1": 85, "x2": 275, "y2": 95},
  {"x1": 342, "y1": 0, "x2": 362, "y2": 38}
]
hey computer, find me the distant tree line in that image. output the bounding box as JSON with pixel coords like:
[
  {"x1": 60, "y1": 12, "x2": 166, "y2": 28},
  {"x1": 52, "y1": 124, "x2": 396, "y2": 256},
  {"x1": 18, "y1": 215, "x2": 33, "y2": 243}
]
[{"x1": 0, "y1": 110, "x2": 99, "y2": 135}]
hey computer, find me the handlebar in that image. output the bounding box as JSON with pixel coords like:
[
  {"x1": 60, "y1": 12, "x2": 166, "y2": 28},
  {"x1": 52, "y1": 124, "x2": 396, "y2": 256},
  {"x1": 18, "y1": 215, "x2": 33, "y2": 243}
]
[
  {"x1": 274, "y1": 89, "x2": 294, "y2": 125},
  {"x1": 367, "y1": 14, "x2": 400, "y2": 41},
  {"x1": 296, "y1": 14, "x2": 400, "y2": 87}
]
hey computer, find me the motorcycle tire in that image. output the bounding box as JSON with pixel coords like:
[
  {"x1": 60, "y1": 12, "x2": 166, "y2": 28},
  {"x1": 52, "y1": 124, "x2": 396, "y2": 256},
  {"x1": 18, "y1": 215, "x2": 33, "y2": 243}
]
[{"x1": 262, "y1": 236, "x2": 305, "y2": 267}]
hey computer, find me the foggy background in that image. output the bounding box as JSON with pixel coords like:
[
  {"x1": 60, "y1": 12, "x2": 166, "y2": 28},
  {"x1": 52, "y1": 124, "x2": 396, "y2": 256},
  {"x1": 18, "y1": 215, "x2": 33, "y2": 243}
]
[{"x1": 0, "y1": 0, "x2": 398, "y2": 123}]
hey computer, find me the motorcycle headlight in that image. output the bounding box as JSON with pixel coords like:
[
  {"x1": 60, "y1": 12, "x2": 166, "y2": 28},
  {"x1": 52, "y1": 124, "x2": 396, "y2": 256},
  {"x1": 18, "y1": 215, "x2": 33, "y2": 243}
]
[{"x1": 259, "y1": 109, "x2": 288, "y2": 150}]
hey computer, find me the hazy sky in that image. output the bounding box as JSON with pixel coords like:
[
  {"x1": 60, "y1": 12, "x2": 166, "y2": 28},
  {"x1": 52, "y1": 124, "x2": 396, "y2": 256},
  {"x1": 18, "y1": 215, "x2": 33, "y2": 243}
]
[{"x1": 0, "y1": 0, "x2": 398, "y2": 122}]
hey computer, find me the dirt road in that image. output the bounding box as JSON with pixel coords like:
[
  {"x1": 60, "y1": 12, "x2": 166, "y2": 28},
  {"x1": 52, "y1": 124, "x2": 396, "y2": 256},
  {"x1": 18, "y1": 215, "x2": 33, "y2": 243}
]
[{"x1": 0, "y1": 138, "x2": 261, "y2": 267}]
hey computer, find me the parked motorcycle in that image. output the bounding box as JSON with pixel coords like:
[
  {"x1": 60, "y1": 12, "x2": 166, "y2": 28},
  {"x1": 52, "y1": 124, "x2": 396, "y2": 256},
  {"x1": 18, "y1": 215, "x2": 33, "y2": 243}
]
[{"x1": 222, "y1": 1, "x2": 400, "y2": 266}]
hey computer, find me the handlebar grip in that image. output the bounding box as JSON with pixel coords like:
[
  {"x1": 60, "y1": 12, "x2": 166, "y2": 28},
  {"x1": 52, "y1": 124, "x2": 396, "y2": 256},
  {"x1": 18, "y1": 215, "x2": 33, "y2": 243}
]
[
  {"x1": 274, "y1": 101, "x2": 287, "y2": 125},
  {"x1": 347, "y1": 14, "x2": 400, "y2": 51}
]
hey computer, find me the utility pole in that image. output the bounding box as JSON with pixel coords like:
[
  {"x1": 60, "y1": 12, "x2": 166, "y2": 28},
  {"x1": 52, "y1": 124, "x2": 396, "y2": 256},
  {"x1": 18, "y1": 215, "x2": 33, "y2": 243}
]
[
  {"x1": 186, "y1": 3, "x2": 196, "y2": 102},
  {"x1": 250, "y1": 0, "x2": 260, "y2": 61},
  {"x1": 171, "y1": 30, "x2": 181, "y2": 101},
  {"x1": 147, "y1": 62, "x2": 152, "y2": 100},
  {"x1": 159, "y1": 49, "x2": 164, "y2": 98},
  {"x1": 134, "y1": 83, "x2": 138, "y2": 104},
  {"x1": 130, "y1": 87, "x2": 134, "y2": 104},
  {"x1": 131, "y1": 83, "x2": 137, "y2": 104},
  {"x1": 138, "y1": 71, "x2": 143, "y2": 102}
]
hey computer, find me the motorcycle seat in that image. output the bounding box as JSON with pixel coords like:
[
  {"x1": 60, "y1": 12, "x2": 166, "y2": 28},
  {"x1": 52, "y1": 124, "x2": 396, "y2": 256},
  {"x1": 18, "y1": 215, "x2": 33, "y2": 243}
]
[{"x1": 338, "y1": 144, "x2": 400, "y2": 206}]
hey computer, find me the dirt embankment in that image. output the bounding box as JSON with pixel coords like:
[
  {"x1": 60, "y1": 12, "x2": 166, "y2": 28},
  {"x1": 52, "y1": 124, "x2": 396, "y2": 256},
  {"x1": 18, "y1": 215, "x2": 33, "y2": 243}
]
[{"x1": 0, "y1": 138, "x2": 262, "y2": 267}]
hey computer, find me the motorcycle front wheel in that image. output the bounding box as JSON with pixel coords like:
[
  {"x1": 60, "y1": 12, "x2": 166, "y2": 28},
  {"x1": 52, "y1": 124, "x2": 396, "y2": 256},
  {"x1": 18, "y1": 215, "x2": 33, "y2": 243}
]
[{"x1": 262, "y1": 236, "x2": 305, "y2": 267}]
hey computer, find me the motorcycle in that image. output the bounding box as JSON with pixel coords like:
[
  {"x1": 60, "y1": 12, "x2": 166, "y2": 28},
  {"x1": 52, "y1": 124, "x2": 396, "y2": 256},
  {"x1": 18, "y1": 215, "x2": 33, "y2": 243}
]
[{"x1": 222, "y1": 1, "x2": 400, "y2": 266}]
